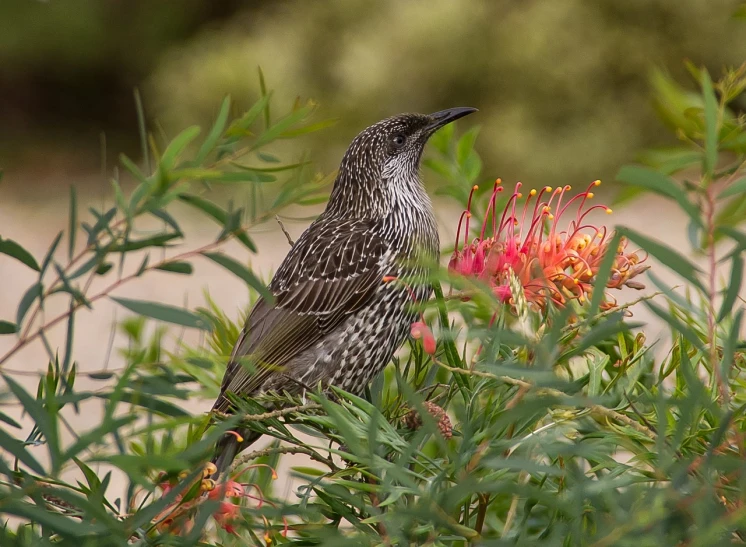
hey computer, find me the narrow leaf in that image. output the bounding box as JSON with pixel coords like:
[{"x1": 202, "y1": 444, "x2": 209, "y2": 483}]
[
  {"x1": 111, "y1": 297, "x2": 210, "y2": 330},
  {"x1": 68, "y1": 186, "x2": 77, "y2": 260},
  {"x1": 159, "y1": 125, "x2": 201, "y2": 172},
  {"x1": 195, "y1": 96, "x2": 231, "y2": 164},
  {"x1": 178, "y1": 194, "x2": 256, "y2": 251},
  {"x1": 155, "y1": 261, "x2": 193, "y2": 275},
  {"x1": 718, "y1": 253, "x2": 743, "y2": 321},
  {"x1": 16, "y1": 282, "x2": 43, "y2": 327},
  {"x1": 0, "y1": 237, "x2": 39, "y2": 271},
  {"x1": 0, "y1": 320, "x2": 17, "y2": 334},
  {"x1": 616, "y1": 165, "x2": 702, "y2": 226},
  {"x1": 717, "y1": 176, "x2": 746, "y2": 199},
  {"x1": 202, "y1": 252, "x2": 273, "y2": 303},
  {"x1": 40, "y1": 231, "x2": 63, "y2": 276},
  {"x1": 618, "y1": 227, "x2": 705, "y2": 292}
]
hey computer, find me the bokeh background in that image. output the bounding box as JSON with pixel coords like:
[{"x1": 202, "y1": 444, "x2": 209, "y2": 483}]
[{"x1": 1, "y1": 0, "x2": 745, "y2": 496}]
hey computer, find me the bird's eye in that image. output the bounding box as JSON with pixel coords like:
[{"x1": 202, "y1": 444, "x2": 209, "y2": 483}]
[{"x1": 392, "y1": 134, "x2": 406, "y2": 148}]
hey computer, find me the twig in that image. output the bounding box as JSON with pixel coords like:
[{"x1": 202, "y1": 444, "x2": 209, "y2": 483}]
[
  {"x1": 212, "y1": 403, "x2": 322, "y2": 424},
  {"x1": 232, "y1": 444, "x2": 337, "y2": 472},
  {"x1": 275, "y1": 215, "x2": 295, "y2": 246},
  {"x1": 433, "y1": 359, "x2": 657, "y2": 440}
]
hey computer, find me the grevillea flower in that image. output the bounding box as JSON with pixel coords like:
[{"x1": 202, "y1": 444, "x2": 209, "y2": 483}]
[
  {"x1": 411, "y1": 321, "x2": 437, "y2": 355},
  {"x1": 448, "y1": 179, "x2": 649, "y2": 314},
  {"x1": 152, "y1": 462, "x2": 285, "y2": 538}
]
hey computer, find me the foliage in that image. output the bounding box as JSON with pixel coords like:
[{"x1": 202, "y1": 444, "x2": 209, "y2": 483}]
[{"x1": 1, "y1": 66, "x2": 746, "y2": 546}]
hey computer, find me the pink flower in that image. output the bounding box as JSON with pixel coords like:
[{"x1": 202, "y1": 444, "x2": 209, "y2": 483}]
[
  {"x1": 411, "y1": 321, "x2": 437, "y2": 355},
  {"x1": 449, "y1": 180, "x2": 649, "y2": 313}
]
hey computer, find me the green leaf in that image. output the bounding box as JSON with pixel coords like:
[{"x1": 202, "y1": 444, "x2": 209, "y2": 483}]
[
  {"x1": 85, "y1": 207, "x2": 117, "y2": 245},
  {"x1": 251, "y1": 105, "x2": 313, "y2": 150},
  {"x1": 618, "y1": 227, "x2": 705, "y2": 292},
  {"x1": 279, "y1": 118, "x2": 337, "y2": 138},
  {"x1": 40, "y1": 231, "x2": 63, "y2": 276},
  {"x1": 701, "y1": 70, "x2": 719, "y2": 178},
  {"x1": 159, "y1": 125, "x2": 201, "y2": 172},
  {"x1": 258, "y1": 66, "x2": 270, "y2": 128},
  {"x1": 231, "y1": 160, "x2": 310, "y2": 173},
  {"x1": 227, "y1": 93, "x2": 271, "y2": 137},
  {"x1": 111, "y1": 297, "x2": 210, "y2": 330},
  {"x1": 0, "y1": 237, "x2": 39, "y2": 271},
  {"x1": 195, "y1": 96, "x2": 231, "y2": 164},
  {"x1": 2, "y1": 500, "x2": 107, "y2": 537},
  {"x1": 720, "y1": 309, "x2": 743, "y2": 384},
  {"x1": 178, "y1": 193, "x2": 256, "y2": 251},
  {"x1": 718, "y1": 253, "x2": 743, "y2": 321},
  {"x1": 3, "y1": 375, "x2": 60, "y2": 471},
  {"x1": 202, "y1": 252, "x2": 274, "y2": 303},
  {"x1": 0, "y1": 410, "x2": 21, "y2": 428},
  {"x1": 108, "y1": 232, "x2": 180, "y2": 252},
  {"x1": 119, "y1": 153, "x2": 148, "y2": 183},
  {"x1": 206, "y1": 170, "x2": 277, "y2": 184},
  {"x1": 68, "y1": 186, "x2": 77, "y2": 261},
  {"x1": 588, "y1": 232, "x2": 623, "y2": 319},
  {"x1": 149, "y1": 208, "x2": 182, "y2": 235},
  {"x1": 0, "y1": 320, "x2": 17, "y2": 334},
  {"x1": 646, "y1": 300, "x2": 706, "y2": 352},
  {"x1": 0, "y1": 427, "x2": 45, "y2": 474},
  {"x1": 456, "y1": 126, "x2": 480, "y2": 167},
  {"x1": 717, "y1": 176, "x2": 746, "y2": 199},
  {"x1": 95, "y1": 392, "x2": 189, "y2": 418},
  {"x1": 616, "y1": 165, "x2": 702, "y2": 227},
  {"x1": 155, "y1": 261, "x2": 193, "y2": 275},
  {"x1": 16, "y1": 282, "x2": 43, "y2": 327}
]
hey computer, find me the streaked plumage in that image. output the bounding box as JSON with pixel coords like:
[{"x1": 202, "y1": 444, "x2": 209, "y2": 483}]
[{"x1": 211, "y1": 108, "x2": 477, "y2": 477}]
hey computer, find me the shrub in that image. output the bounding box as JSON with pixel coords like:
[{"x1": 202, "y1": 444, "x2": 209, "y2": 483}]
[{"x1": 1, "y1": 66, "x2": 746, "y2": 546}]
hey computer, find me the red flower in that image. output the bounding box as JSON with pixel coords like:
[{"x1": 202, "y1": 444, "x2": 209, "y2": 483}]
[
  {"x1": 411, "y1": 321, "x2": 437, "y2": 355},
  {"x1": 449, "y1": 180, "x2": 648, "y2": 313}
]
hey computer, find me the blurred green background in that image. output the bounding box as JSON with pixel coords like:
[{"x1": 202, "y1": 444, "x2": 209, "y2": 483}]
[{"x1": 1, "y1": 0, "x2": 745, "y2": 189}]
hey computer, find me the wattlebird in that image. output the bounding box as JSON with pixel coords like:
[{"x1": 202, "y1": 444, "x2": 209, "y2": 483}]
[{"x1": 210, "y1": 107, "x2": 477, "y2": 477}]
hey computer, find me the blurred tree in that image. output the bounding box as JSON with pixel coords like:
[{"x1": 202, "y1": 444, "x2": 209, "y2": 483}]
[
  {"x1": 147, "y1": 0, "x2": 746, "y2": 188},
  {"x1": 0, "y1": 0, "x2": 246, "y2": 162}
]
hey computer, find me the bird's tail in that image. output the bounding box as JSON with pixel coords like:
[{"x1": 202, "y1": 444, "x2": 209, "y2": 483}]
[{"x1": 210, "y1": 428, "x2": 261, "y2": 480}]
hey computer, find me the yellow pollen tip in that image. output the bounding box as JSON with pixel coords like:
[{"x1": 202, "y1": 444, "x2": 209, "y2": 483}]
[
  {"x1": 594, "y1": 179, "x2": 602, "y2": 186},
  {"x1": 565, "y1": 185, "x2": 572, "y2": 191},
  {"x1": 548, "y1": 214, "x2": 554, "y2": 220},
  {"x1": 495, "y1": 178, "x2": 502, "y2": 184},
  {"x1": 529, "y1": 189, "x2": 537, "y2": 196},
  {"x1": 466, "y1": 212, "x2": 472, "y2": 218},
  {"x1": 596, "y1": 233, "x2": 603, "y2": 238},
  {"x1": 472, "y1": 185, "x2": 479, "y2": 191},
  {"x1": 573, "y1": 278, "x2": 579, "y2": 284},
  {"x1": 542, "y1": 206, "x2": 551, "y2": 213},
  {"x1": 227, "y1": 430, "x2": 244, "y2": 443},
  {"x1": 545, "y1": 186, "x2": 553, "y2": 192},
  {"x1": 586, "y1": 269, "x2": 592, "y2": 277},
  {"x1": 517, "y1": 193, "x2": 523, "y2": 199},
  {"x1": 587, "y1": 192, "x2": 594, "y2": 199},
  {"x1": 605, "y1": 208, "x2": 613, "y2": 214}
]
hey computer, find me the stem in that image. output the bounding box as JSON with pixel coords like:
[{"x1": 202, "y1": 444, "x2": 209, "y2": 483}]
[
  {"x1": 0, "y1": 237, "x2": 236, "y2": 368},
  {"x1": 704, "y1": 185, "x2": 728, "y2": 405}
]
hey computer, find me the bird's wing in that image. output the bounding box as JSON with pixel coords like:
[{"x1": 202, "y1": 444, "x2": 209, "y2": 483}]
[{"x1": 213, "y1": 217, "x2": 388, "y2": 412}]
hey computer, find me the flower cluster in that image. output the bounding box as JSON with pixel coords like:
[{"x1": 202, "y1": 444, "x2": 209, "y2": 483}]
[
  {"x1": 152, "y1": 460, "x2": 282, "y2": 539},
  {"x1": 448, "y1": 180, "x2": 648, "y2": 313}
]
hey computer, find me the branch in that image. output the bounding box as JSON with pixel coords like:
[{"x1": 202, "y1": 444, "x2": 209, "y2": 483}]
[{"x1": 275, "y1": 215, "x2": 295, "y2": 246}]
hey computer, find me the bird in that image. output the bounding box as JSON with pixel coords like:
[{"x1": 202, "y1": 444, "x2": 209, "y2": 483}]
[{"x1": 210, "y1": 107, "x2": 477, "y2": 478}]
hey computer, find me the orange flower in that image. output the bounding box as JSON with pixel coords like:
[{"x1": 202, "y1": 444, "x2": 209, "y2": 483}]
[{"x1": 449, "y1": 180, "x2": 648, "y2": 313}]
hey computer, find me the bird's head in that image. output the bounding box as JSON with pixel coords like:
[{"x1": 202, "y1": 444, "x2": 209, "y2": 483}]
[{"x1": 329, "y1": 107, "x2": 477, "y2": 216}]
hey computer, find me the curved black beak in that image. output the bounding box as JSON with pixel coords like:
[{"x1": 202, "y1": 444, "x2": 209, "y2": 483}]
[{"x1": 425, "y1": 107, "x2": 478, "y2": 132}]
